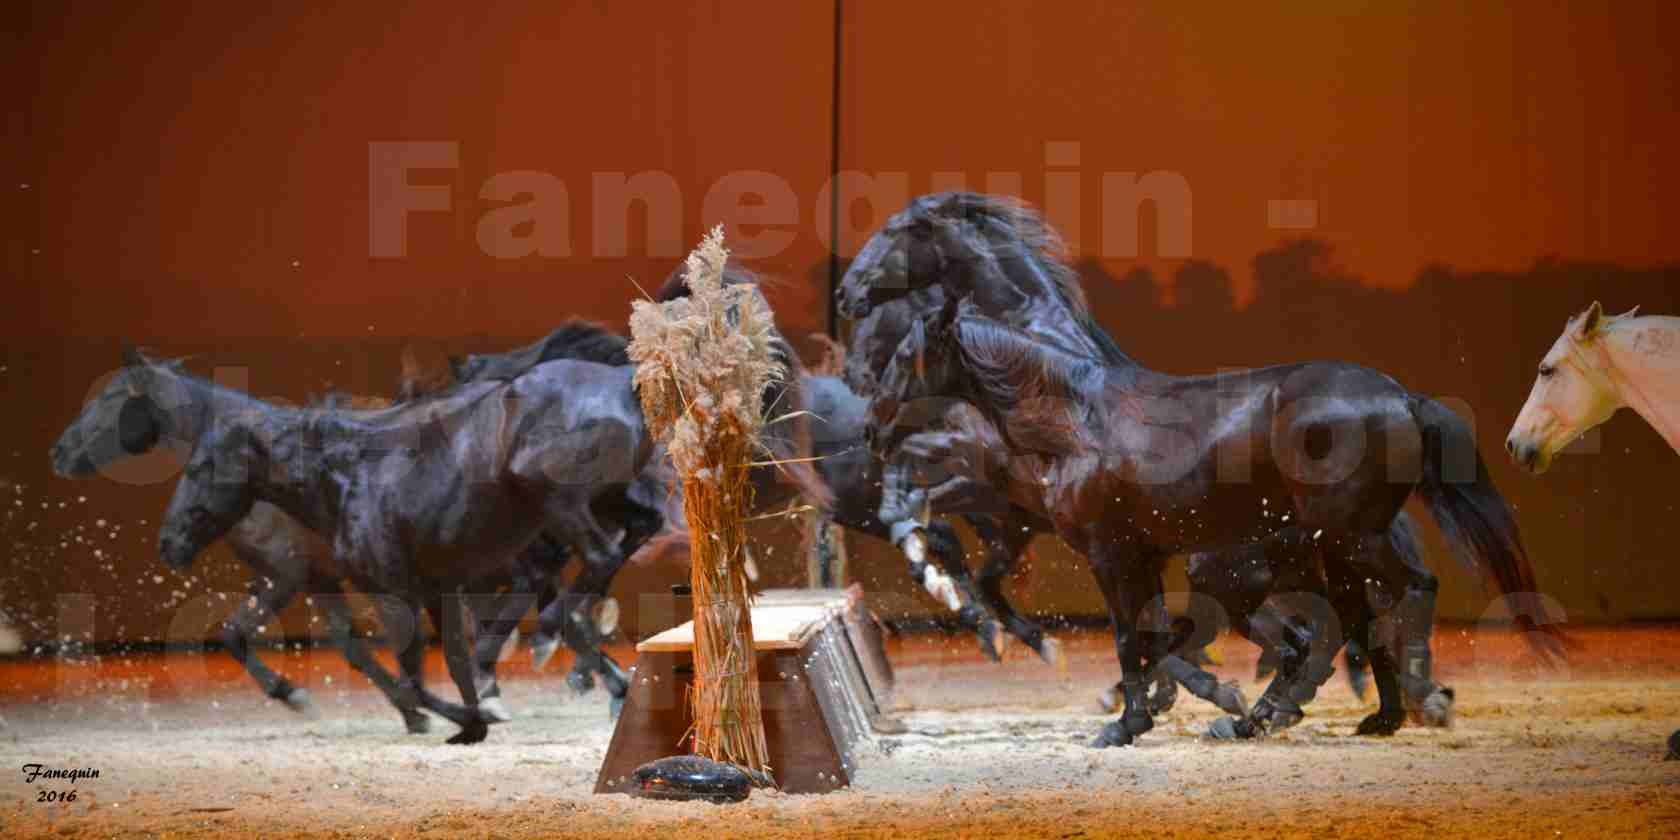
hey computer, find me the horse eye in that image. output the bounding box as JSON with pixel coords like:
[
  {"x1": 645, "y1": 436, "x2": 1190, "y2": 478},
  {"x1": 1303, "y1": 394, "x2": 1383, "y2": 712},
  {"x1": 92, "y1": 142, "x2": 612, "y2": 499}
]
[{"x1": 1538, "y1": 365, "x2": 1556, "y2": 379}]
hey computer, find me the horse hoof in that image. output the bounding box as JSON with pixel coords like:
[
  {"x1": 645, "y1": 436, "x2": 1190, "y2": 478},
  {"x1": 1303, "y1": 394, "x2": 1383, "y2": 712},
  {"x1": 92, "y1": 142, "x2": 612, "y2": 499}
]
[
  {"x1": 1206, "y1": 716, "x2": 1242, "y2": 740},
  {"x1": 567, "y1": 668, "x2": 597, "y2": 696},
  {"x1": 479, "y1": 696, "x2": 513, "y2": 724},
  {"x1": 1144, "y1": 684, "x2": 1177, "y2": 716},
  {"x1": 1122, "y1": 712, "x2": 1155, "y2": 738},
  {"x1": 1089, "y1": 720, "x2": 1132, "y2": 748},
  {"x1": 1213, "y1": 681, "x2": 1249, "y2": 718},
  {"x1": 978, "y1": 622, "x2": 1006, "y2": 663},
  {"x1": 1355, "y1": 713, "x2": 1403, "y2": 737},
  {"x1": 1270, "y1": 707, "x2": 1305, "y2": 733},
  {"x1": 446, "y1": 719, "x2": 490, "y2": 745},
  {"x1": 403, "y1": 710, "x2": 433, "y2": 734},
  {"x1": 592, "y1": 598, "x2": 621, "y2": 637},
  {"x1": 1666, "y1": 730, "x2": 1679, "y2": 761},
  {"x1": 1038, "y1": 636, "x2": 1066, "y2": 671},
  {"x1": 1096, "y1": 685, "x2": 1119, "y2": 714},
  {"x1": 1418, "y1": 687, "x2": 1455, "y2": 728},
  {"x1": 531, "y1": 633, "x2": 561, "y2": 671},
  {"x1": 282, "y1": 687, "x2": 317, "y2": 716}
]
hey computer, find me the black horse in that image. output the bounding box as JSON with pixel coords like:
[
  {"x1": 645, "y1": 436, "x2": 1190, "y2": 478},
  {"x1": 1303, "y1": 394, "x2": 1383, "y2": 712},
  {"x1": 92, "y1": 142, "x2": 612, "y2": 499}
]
[
  {"x1": 150, "y1": 349, "x2": 660, "y2": 743},
  {"x1": 449, "y1": 269, "x2": 1068, "y2": 670},
  {"x1": 840, "y1": 193, "x2": 1559, "y2": 745},
  {"x1": 50, "y1": 331, "x2": 648, "y2": 731},
  {"x1": 861, "y1": 295, "x2": 1552, "y2": 746},
  {"x1": 894, "y1": 392, "x2": 1447, "y2": 722},
  {"x1": 849, "y1": 291, "x2": 1445, "y2": 726}
]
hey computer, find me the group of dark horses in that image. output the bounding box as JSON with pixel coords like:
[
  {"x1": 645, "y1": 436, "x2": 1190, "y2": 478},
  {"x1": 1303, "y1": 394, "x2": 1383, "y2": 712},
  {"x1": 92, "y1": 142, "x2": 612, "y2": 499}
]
[
  {"x1": 51, "y1": 192, "x2": 1557, "y2": 750},
  {"x1": 839, "y1": 192, "x2": 1562, "y2": 746}
]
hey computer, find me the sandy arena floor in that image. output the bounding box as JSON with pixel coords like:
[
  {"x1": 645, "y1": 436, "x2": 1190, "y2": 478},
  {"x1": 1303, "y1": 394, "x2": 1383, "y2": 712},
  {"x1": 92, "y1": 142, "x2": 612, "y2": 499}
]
[{"x1": 2, "y1": 626, "x2": 1678, "y2": 838}]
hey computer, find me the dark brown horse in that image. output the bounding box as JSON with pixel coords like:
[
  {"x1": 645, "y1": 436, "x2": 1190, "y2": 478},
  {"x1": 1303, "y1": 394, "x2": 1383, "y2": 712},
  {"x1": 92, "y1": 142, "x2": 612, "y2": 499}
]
[
  {"x1": 863, "y1": 298, "x2": 1552, "y2": 746},
  {"x1": 838, "y1": 193, "x2": 1529, "y2": 739}
]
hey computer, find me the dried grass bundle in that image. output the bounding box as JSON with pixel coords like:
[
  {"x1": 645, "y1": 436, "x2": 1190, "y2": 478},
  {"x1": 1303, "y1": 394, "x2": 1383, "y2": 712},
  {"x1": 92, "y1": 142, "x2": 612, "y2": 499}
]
[{"x1": 627, "y1": 227, "x2": 782, "y2": 782}]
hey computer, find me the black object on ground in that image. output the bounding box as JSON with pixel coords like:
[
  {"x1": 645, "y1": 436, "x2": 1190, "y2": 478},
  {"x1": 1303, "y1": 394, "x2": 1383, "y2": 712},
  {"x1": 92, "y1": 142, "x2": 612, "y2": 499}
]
[{"x1": 629, "y1": 755, "x2": 753, "y2": 803}]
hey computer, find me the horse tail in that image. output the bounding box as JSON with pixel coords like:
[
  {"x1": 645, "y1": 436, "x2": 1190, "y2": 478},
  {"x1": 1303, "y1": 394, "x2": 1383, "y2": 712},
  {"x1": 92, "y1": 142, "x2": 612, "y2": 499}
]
[{"x1": 1408, "y1": 395, "x2": 1569, "y2": 659}]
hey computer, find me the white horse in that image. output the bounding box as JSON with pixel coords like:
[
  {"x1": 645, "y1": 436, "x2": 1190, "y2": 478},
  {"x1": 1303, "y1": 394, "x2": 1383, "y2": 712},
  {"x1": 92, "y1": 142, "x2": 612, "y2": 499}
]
[
  {"x1": 1505, "y1": 300, "x2": 1680, "y2": 760},
  {"x1": 1507, "y1": 301, "x2": 1680, "y2": 472}
]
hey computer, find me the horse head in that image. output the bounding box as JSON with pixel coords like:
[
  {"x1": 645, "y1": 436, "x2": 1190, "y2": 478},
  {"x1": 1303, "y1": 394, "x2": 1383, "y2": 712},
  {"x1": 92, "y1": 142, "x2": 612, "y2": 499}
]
[
  {"x1": 839, "y1": 192, "x2": 1127, "y2": 369},
  {"x1": 1507, "y1": 300, "x2": 1641, "y2": 473},
  {"x1": 866, "y1": 296, "x2": 977, "y2": 445},
  {"x1": 838, "y1": 192, "x2": 1033, "y2": 320},
  {"x1": 158, "y1": 421, "x2": 264, "y2": 570},
  {"x1": 51, "y1": 345, "x2": 185, "y2": 478}
]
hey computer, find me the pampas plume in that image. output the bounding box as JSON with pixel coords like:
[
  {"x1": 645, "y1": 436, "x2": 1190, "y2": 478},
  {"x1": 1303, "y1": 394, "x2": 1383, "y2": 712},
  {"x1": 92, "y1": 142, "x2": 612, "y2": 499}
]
[{"x1": 627, "y1": 226, "x2": 778, "y2": 782}]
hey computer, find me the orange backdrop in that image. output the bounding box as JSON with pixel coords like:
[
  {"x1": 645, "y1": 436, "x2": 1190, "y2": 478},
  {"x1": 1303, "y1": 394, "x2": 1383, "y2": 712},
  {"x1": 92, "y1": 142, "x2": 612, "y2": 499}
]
[{"x1": 5, "y1": 1, "x2": 1680, "y2": 644}]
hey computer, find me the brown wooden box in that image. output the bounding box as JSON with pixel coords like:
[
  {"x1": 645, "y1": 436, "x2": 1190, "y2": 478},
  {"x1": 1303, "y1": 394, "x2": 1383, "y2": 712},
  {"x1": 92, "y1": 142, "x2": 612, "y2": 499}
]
[{"x1": 595, "y1": 589, "x2": 895, "y2": 795}]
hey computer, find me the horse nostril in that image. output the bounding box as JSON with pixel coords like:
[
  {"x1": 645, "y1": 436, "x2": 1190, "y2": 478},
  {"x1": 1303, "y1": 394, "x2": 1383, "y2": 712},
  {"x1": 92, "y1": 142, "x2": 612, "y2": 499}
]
[{"x1": 1504, "y1": 438, "x2": 1515, "y2": 456}]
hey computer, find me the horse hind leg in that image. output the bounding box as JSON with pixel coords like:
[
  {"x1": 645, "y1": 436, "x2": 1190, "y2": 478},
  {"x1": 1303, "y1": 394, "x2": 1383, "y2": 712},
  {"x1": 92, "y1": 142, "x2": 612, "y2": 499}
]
[
  {"x1": 1154, "y1": 614, "x2": 1246, "y2": 717},
  {"x1": 1392, "y1": 560, "x2": 1452, "y2": 727},
  {"x1": 1331, "y1": 533, "x2": 1408, "y2": 736},
  {"x1": 1087, "y1": 547, "x2": 1168, "y2": 748},
  {"x1": 431, "y1": 593, "x2": 494, "y2": 745},
  {"x1": 1354, "y1": 621, "x2": 1407, "y2": 736},
  {"x1": 535, "y1": 498, "x2": 633, "y2": 717},
  {"x1": 317, "y1": 587, "x2": 430, "y2": 733},
  {"x1": 376, "y1": 593, "x2": 480, "y2": 739},
  {"x1": 1210, "y1": 601, "x2": 1327, "y2": 740}
]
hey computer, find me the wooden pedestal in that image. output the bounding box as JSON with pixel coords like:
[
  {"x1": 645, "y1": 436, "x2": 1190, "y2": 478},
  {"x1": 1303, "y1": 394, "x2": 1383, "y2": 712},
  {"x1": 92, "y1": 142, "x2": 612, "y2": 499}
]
[{"x1": 595, "y1": 588, "x2": 897, "y2": 795}]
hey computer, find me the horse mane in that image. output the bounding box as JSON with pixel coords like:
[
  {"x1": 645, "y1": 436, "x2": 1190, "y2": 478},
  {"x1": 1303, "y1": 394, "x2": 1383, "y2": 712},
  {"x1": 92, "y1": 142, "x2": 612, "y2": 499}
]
[
  {"x1": 946, "y1": 315, "x2": 1138, "y2": 455},
  {"x1": 429, "y1": 319, "x2": 631, "y2": 403},
  {"x1": 954, "y1": 316, "x2": 1100, "y2": 416},
  {"x1": 908, "y1": 192, "x2": 1133, "y2": 366},
  {"x1": 525, "y1": 320, "x2": 631, "y2": 367},
  {"x1": 309, "y1": 392, "x2": 392, "y2": 412}
]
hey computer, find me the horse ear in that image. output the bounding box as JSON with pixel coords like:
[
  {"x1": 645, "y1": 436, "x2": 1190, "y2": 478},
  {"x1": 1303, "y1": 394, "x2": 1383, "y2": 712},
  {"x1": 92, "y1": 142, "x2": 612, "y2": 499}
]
[
  {"x1": 1576, "y1": 301, "x2": 1604, "y2": 340},
  {"x1": 1618, "y1": 304, "x2": 1641, "y2": 321}
]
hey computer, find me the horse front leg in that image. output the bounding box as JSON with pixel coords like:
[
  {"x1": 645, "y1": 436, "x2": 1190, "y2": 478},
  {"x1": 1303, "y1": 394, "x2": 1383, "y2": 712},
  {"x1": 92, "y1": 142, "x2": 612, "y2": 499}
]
[
  {"x1": 374, "y1": 592, "x2": 478, "y2": 740},
  {"x1": 467, "y1": 585, "x2": 542, "y2": 724},
  {"x1": 967, "y1": 512, "x2": 1062, "y2": 667},
  {"x1": 220, "y1": 573, "x2": 312, "y2": 713},
  {"x1": 430, "y1": 591, "x2": 494, "y2": 745},
  {"x1": 534, "y1": 496, "x2": 631, "y2": 718},
  {"x1": 879, "y1": 445, "x2": 1005, "y2": 657}
]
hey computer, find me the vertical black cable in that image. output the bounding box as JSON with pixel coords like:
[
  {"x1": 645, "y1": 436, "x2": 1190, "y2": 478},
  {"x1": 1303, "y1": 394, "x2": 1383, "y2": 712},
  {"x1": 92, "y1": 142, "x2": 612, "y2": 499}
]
[{"x1": 824, "y1": 0, "x2": 844, "y2": 338}]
